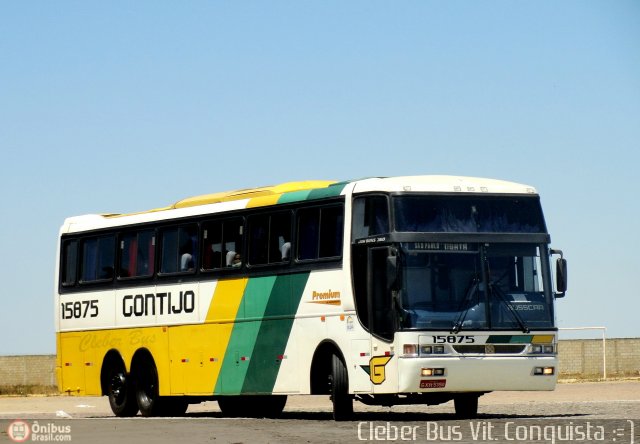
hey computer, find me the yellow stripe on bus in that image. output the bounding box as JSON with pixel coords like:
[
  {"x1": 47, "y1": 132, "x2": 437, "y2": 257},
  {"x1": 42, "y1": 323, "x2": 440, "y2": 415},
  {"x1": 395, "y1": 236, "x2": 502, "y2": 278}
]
[
  {"x1": 206, "y1": 278, "x2": 248, "y2": 323},
  {"x1": 247, "y1": 195, "x2": 281, "y2": 208},
  {"x1": 204, "y1": 278, "x2": 248, "y2": 391},
  {"x1": 531, "y1": 335, "x2": 555, "y2": 344}
]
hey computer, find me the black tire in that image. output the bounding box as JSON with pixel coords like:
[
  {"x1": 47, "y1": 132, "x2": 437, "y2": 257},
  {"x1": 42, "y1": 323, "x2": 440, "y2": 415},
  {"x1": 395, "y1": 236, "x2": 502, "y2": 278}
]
[
  {"x1": 107, "y1": 367, "x2": 139, "y2": 417},
  {"x1": 330, "y1": 354, "x2": 353, "y2": 421},
  {"x1": 134, "y1": 357, "x2": 161, "y2": 417},
  {"x1": 454, "y1": 394, "x2": 479, "y2": 418}
]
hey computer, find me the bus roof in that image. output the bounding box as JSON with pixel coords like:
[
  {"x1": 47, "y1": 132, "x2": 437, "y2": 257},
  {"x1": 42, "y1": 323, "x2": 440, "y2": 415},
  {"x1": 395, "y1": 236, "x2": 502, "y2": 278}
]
[
  {"x1": 61, "y1": 175, "x2": 538, "y2": 233},
  {"x1": 351, "y1": 175, "x2": 538, "y2": 195}
]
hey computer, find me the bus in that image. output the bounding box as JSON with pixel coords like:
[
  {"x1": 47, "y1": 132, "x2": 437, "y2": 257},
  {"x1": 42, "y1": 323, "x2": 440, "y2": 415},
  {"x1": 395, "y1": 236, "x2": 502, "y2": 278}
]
[{"x1": 55, "y1": 175, "x2": 567, "y2": 420}]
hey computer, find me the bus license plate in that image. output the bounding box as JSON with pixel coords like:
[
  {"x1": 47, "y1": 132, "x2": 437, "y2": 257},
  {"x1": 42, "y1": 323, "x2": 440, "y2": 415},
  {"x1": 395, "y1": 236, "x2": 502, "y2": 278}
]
[{"x1": 420, "y1": 379, "x2": 446, "y2": 389}]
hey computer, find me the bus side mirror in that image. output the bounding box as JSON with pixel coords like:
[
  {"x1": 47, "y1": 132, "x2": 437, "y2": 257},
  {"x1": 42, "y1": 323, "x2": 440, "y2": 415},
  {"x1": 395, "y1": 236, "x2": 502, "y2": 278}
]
[{"x1": 551, "y1": 249, "x2": 567, "y2": 298}]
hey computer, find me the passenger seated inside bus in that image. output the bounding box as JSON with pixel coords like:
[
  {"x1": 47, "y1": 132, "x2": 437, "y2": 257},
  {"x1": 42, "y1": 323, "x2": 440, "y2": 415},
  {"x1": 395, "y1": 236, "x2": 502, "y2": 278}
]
[
  {"x1": 281, "y1": 241, "x2": 291, "y2": 261},
  {"x1": 226, "y1": 250, "x2": 242, "y2": 267},
  {"x1": 180, "y1": 252, "x2": 193, "y2": 271},
  {"x1": 180, "y1": 240, "x2": 195, "y2": 272}
]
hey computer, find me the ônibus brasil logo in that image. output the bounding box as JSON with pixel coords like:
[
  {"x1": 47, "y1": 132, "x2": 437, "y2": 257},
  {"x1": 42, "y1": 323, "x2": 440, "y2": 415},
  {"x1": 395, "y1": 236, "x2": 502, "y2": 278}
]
[{"x1": 7, "y1": 420, "x2": 30, "y2": 442}]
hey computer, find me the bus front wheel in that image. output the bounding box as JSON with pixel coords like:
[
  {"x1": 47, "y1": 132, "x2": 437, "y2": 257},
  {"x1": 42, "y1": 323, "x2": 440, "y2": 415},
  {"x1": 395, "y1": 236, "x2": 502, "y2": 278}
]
[{"x1": 330, "y1": 354, "x2": 353, "y2": 421}]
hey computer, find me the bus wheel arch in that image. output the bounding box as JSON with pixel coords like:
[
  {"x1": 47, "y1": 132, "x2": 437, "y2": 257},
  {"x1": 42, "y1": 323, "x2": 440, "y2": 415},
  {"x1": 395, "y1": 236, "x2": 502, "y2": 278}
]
[
  {"x1": 101, "y1": 349, "x2": 138, "y2": 417},
  {"x1": 310, "y1": 340, "x2": 343, "y2": 395},
  {"x1": 309, "y1": 340, "x2": 354, "y2": 420}
]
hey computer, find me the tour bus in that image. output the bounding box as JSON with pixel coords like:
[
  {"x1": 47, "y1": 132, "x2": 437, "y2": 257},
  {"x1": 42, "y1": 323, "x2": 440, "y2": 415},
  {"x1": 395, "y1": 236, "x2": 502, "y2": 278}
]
[{"x1": 55, "y1": 175, "x2": 567, "y2": 420}]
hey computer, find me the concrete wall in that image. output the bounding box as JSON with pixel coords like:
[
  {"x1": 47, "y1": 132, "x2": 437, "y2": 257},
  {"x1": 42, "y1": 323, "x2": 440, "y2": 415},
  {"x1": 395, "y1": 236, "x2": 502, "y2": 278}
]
[
  {"x1": 0, "y1": 355, "x2": 56, "y2": 386},
  {"x1": 558, "y1": 338, "x2": 640, "y2": 378},
  {"x1": 0, "y1": 338, "x2": 638, "y2": 387}
]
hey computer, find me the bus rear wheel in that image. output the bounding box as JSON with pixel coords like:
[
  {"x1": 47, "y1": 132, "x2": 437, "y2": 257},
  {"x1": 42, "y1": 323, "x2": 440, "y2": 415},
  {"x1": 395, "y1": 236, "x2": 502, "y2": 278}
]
[
  {"x1": 134, "y1": 356, "x2": 161, "y2": 417},
  {"x1": 107, "y1": 368, "x2": 138, "y2": 417},
  {"x1": 330, "y1": 354, "x2": 353, "y2": 421},
  {"x1": 454, "y1": 394, "x2": 479, "y2": 418}
]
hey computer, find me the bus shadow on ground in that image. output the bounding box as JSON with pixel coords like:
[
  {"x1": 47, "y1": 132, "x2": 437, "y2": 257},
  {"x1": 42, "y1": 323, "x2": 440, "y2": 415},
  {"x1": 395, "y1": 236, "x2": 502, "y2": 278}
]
[{"x1": 184, "y1": 411, "x2": 589, "y2": 421}]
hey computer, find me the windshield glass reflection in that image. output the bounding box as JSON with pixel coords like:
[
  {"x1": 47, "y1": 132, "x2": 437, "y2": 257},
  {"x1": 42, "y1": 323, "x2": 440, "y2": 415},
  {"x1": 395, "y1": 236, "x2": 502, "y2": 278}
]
[{"x1": 397, "y1": 243, "x2": 553, "y2": 331}]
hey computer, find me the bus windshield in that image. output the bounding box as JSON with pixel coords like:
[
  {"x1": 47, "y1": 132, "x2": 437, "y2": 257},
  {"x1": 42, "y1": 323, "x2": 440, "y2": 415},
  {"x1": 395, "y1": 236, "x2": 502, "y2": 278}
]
[
  {"x1": 393, "y1": 195, "x2": 547, "y2": 233},
  {"x1": 397, "y1": 243, "x2": 554, "y2": 331}
]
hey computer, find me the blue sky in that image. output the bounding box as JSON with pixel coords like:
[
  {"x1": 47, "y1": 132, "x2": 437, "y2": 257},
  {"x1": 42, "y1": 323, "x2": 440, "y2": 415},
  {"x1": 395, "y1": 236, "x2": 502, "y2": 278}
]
[{"x1": 1, "y1": 2, "x2": 638, "y2": 354}]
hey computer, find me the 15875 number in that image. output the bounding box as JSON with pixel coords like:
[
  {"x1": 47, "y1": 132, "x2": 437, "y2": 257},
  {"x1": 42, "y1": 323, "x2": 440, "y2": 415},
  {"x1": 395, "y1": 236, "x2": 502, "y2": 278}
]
[
  {"x1": 61, "y1": 300, "x2": 99, "y2": 319},
  {"x1": 432, "y1": 335, "x2": 475, "y2": 344}
]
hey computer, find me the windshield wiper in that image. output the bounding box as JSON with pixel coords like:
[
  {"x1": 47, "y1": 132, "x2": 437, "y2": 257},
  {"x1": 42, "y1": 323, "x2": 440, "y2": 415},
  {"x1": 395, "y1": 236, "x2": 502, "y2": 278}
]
[
  {"x1": 489, "y1": 282, "x2": 530, "y2": 333},
  {"x1": 451, "y1": 278, "x2": 479, "y2": 334}
]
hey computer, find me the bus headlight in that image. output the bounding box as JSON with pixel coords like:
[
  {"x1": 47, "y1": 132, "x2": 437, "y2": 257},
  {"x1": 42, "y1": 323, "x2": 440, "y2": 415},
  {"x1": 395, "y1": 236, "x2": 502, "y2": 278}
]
[
  {"x1": 420, "y1": 345, "x2": 445, "y2": 355},
  {"x1": 529, "y1": 344, "x2": 555, "y2": 354},
  {"x1": 403, "y1": 344, "x2": 419, "y2": 357},
  {"x1": 534, "y1": 366, "x2": 555, "y2": 375},
  {"x1": 403, "y1": 344, "x2": 447, "y2": 357}
]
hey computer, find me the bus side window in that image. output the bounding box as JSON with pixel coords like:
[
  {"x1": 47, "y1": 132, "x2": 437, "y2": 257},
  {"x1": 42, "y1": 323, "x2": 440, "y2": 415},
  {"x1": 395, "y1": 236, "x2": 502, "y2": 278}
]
[
  {"x1": 160, "y1": 225, "x2": 198, "y2": 274},
  {"x1": 119, "y1": 230, "x2": 155, "y2": 278},
  {"x1": 271, "y1": 212, "x2": 292, "y2": 263},
  {"x1": 61, "y1": 239, "x2": 78, "y2": 286},
  {"x1": 224, "y1": 218, "x2": 244, "y2": 267},
  {"x1": 297, "y1": 208, "x2": 320, "y2": 260},
  {"x1": 202, "y1": 218, "x2": 244, "y2": 270},
  {"x1": 319, "y1": 205, "x2": 344, "y2": 258},
  {"x1": 80, "y1": 235, "x2": 115, "y2": 283},
  {"x1": 297, "y1": 205, "x2": 344, "y2": 261},
  {"x1": 248, "y1": 214, "x2": 270, "y2": 265},
  {"x1": 352, "y1": 196, "x2": 389, "y2": 240},
  {"x1": 202, "y1": 221, "x2": 223, "y2": 269},
  {"x1": 248, "y1": 212, "x2": 291, "y2": 266}
]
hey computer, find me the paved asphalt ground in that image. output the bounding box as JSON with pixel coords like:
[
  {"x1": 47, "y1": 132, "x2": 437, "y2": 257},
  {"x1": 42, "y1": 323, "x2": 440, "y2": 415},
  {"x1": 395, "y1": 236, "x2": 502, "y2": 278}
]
[{"x1": 1, "y1": 381, "x2": 638, "y2": 443}]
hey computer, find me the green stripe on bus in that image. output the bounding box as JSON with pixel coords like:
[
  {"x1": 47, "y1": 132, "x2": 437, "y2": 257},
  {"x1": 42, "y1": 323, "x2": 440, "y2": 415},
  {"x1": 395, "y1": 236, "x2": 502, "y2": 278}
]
[
  {"x1": 242, "y1": 273, "x2": 309, "y2": 394},
  {"x1": 277, "y1": 190, "x2": 312, "y2": 204},
  {"x1": 242, "y1": 272, "x2": 310, "y2": 393},
  {"x1": 277, "y1": 182, "x2": 348, "y2": 204},
  {"x1": 215, "y1": 273, "x2": 311, "y2": 395},
  {"x1": 486, "y1": 335, "x2": 532, "y2": 344},
  {"x1": 306, "y1": 182, "x2": 348, "y2": 200},
  {"x1": 215, "y1": 276, "x2": 277, "y2": 394}
]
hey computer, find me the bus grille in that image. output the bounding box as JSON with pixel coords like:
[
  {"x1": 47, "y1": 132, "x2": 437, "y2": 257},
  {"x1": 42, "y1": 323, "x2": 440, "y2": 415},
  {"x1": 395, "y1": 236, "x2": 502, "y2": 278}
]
[{"x1": 452, "y1": 344, "x2": 527, "y2": 354}]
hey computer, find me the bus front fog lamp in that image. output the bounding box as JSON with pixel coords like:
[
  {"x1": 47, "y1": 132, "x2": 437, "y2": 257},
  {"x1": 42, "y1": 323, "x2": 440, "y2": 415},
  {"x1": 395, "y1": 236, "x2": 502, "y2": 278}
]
[
  {"x1": 534, "y1": 366, "x2": 555, "y2": 375},
  {"x1": 421, "y1": 368, "x2": 445, "y2": 377}
]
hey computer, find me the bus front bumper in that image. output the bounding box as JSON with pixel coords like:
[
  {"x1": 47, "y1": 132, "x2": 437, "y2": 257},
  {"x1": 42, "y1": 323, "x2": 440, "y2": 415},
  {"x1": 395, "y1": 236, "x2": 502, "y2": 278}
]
[{"x1": 398, "y1": 356, "x2": 558, "y2": 393}]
